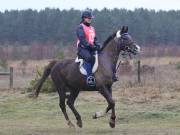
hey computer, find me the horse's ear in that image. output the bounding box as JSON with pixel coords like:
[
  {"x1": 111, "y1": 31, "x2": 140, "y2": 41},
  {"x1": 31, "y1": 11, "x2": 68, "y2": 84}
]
[
  {"x1": 120, "y1": 26, "x2": 125, "y2": 34},
  {"x1": 124, "y1": 26, "x2": 128, "y2": 33},
  {"x1": 120, "y1": 26, "x2": 128, "y2": 34}
]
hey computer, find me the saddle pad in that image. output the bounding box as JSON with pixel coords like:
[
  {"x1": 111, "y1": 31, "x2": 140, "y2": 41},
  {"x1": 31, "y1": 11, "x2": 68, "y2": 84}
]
[{"x1": 75, "y1": 51, "x2": 98, "y2": 75}]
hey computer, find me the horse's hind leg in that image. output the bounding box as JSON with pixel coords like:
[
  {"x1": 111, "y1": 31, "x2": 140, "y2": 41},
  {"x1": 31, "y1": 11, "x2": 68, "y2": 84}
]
[
  {"x1": 66, "y1": 90, "x2": 82, "y2": 128},
  {"x1": 52, "y1": 77, "x2": 75, "y2": 128},
  {"x1": 58, "y1": 90, "x2": 75, "y2": 128}
]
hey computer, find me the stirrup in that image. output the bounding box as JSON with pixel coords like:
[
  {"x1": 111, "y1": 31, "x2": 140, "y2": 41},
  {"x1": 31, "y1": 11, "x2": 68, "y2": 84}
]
[{"x1": 86, "y1": 75, "x2": 96, "y2": 87}]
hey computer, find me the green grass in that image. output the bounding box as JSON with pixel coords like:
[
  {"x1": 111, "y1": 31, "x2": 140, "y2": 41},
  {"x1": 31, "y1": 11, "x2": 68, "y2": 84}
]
[
  {"x1": 1, "y1": 91, "x2": 180, "y2": 135},
  {"x1": 176, "y1": 61, "x2": 180, "y2": 69}
]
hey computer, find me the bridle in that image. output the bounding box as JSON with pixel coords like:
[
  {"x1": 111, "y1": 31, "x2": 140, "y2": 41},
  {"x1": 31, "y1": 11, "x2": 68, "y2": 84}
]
[
  {"x1": 114, "y1": 31, "x2": 131, "y2": 52},
  {"x1": 113, "y1": 30, "x2": 139, "y2": 71}
]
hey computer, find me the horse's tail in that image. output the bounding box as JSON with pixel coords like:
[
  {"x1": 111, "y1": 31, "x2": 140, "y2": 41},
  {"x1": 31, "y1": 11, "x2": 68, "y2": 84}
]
[{"x1": 30, "y1": 60, "x2": 57, "y2": 98}]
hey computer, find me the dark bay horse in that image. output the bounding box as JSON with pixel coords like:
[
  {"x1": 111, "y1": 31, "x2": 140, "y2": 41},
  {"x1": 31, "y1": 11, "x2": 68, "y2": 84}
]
[{"x1": 31, "y1": 26, "x2": 140, "y2": 128}]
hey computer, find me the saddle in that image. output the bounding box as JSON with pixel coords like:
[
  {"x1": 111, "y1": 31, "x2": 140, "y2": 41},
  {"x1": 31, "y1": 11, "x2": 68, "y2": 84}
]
[{"x1": 75, "y1": 51, "x2": 99, "y2": 75}]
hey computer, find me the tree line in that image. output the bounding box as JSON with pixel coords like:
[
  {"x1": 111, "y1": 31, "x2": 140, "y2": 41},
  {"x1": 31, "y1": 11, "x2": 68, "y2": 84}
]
[{"x1": 0, "y1": 8, "x2": 180, "y2": 46}]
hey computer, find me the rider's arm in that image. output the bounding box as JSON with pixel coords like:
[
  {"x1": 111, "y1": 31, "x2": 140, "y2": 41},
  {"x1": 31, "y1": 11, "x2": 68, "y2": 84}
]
[
  {"x1": 94, "y1": 36, "x2": 101, "y2": 47},
  {"x1": 76, "y1": 25, "x2": 92, "y2": 49},
  {"x1": 94, "y1": 36, "x2": 101, "y2": 50}
]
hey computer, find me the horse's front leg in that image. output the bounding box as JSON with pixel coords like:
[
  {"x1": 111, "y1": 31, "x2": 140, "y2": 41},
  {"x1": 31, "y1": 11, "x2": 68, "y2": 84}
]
[
  {"x1": 99, "y1": 86, "x2": 116, "y2": 128},
  {"x1": 93, "y1": 85, "x2": 112, "y2": 119}
]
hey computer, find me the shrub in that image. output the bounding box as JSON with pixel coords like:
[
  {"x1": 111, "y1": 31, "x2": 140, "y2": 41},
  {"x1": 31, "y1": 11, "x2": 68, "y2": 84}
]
[
  {"x1": 176, "y1": 61, "x2": 180, "y2": 70},
  {"x1": 28, "y1": 66, "x2": 55, "y2": 93},
  {"x1": 0, "y1": 59, "x2": 8, "y2": 70},
  {"x1": 56, "y1": 50, "x2": 64, "y2": 59}
]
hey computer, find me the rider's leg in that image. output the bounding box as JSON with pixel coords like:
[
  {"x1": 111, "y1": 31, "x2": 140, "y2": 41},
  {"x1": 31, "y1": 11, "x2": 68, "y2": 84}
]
[
  {"x1": 83, "y1": 61, "x2": 92, "y2": 76},
  {"x1": 112, "y1": 63, "x2": 118, "y2": 82},
  {"x1": 78, "y1": 48, "x2": 96, "y2": 86}
]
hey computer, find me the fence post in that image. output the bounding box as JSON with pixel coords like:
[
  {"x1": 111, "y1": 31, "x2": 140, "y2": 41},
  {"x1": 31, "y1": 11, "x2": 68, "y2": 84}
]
[
  {"x1": 137, "y1": 60, "x2": 141, "y2": 83},
  {"x1": 9, "y1": 67, "x2": 13, "y2": 89}
]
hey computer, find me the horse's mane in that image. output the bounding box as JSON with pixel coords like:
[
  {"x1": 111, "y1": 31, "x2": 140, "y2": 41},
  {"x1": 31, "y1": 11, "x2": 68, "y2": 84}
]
[{"x1": 100, "y1": 31, "x2": 117, "y2": 51}]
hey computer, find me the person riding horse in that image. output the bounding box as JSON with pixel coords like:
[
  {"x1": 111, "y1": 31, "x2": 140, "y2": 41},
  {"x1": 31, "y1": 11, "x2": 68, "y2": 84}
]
[
  {"x1": 76, "y1": 10, "x2": 118, "y2": 87},
  {"x1": 30, "y1": 25, "x2": 141, "y2": 128}
]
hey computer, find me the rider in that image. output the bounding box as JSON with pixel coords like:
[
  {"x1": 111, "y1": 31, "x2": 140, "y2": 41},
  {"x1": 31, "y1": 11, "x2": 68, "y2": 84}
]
[
  {"x1": 76, "y1": 9, "x2": 100, "y2": 86},
  {"x1": 76, "y1": 10, "x2": 118, "y2": 86}
]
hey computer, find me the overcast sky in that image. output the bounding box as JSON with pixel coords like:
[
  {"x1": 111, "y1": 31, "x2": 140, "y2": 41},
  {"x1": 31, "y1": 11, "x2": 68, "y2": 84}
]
[{"x1": 0, "y1": 0, "x2": 180, "y2": 11}]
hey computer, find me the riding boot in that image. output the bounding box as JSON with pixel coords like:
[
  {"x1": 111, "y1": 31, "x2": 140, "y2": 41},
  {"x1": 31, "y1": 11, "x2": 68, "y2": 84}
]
[{"x1": 84, "y1": 62, "x2": 96, "y2": 87}]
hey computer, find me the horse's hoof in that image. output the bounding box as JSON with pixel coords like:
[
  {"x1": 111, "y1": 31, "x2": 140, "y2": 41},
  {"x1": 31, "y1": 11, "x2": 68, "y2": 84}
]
[
  {"x1": 77, "y1": 120, "x2": 83, "y2": 128},
  {"x1": 27, "y1": 92, "x2": 37, "y2": 98},
  {"x1": 92, "y1": 111, "x2": 106, "y2": 119},
  {"x1": 67, "y1": 121, "x2": 75, "y2": 128},
  {"x1": 109, "y1": 119, "x2": 115, "y2": 128}
]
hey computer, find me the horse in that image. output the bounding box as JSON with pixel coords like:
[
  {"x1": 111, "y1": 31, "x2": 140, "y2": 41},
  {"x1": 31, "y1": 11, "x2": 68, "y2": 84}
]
[{"x1": 30, "y1": 26, "x2": 140, "y2": 128}]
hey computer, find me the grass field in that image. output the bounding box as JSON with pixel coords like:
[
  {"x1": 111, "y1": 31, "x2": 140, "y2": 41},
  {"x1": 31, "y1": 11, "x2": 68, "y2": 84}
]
[
  {"x1": 1, "y1": 57, "x2": 180, "y2": 135},
  {"x1": 1, "y1": 86, "x2": 180, "y2": 135}
]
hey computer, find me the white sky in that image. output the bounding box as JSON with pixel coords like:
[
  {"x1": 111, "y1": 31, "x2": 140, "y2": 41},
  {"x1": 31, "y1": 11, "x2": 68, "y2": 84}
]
[{"x1": 0, "y1": 0, "x2": 180, "y2": 11}]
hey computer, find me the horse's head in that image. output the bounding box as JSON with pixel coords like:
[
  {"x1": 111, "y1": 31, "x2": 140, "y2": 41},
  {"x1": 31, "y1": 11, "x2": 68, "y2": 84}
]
[{"x1": 115, "y1": 26, "x2": 140, "y2": 55}]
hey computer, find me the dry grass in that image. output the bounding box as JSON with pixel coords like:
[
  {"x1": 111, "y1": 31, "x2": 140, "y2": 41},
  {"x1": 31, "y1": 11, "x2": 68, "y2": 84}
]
[
  {"x1": 8, "y1": 59, "x2": 51, "y2": 69},
  {"x1": 140, "y1": 56, "x2": 180, "y2": 66}
]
